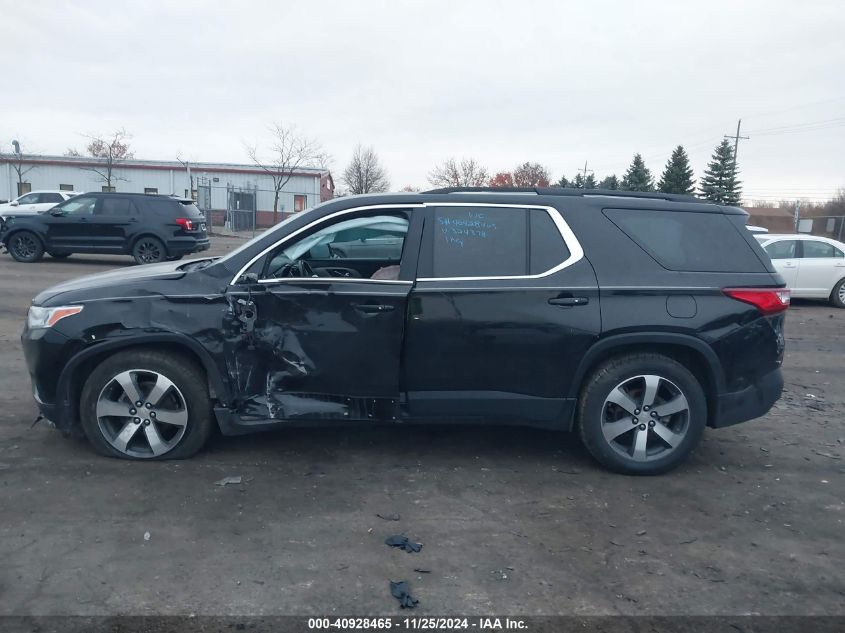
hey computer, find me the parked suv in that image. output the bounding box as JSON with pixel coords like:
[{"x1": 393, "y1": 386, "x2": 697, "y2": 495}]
[
  {"x1": 21, "y1": 188, "x2": 787, "y2": 474},
  {"x1": 1, "y1": 192, "x2": 210, "y2": 264}
]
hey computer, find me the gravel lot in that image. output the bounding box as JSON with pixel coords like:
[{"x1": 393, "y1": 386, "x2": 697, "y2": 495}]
[{"x1": 0, "y1": 237, "x2": 843, "y2": 616}]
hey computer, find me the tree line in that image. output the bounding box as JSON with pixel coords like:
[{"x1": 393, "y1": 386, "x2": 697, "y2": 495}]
[{"x1": 418, "y1": 139, "x2": 743, "y2": 205}]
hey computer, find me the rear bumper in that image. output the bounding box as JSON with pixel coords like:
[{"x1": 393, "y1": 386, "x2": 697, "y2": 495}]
[
  {"x1": 167, "y1": 237, "x2": 210, "y2": 256},
  {"x1": 711, "y1": 366, "x2": 783, "y2": 428}
]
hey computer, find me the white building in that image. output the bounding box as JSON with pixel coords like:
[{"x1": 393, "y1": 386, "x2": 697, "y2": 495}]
[{"x1": 0, "y1": 154, "x2": 334, "y2": 227}]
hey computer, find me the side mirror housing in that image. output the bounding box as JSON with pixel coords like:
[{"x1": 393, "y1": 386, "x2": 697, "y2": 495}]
[
  {"x1": 50, "y1": 209, "x2": 65, "y2": 216},
  {"x1": 10, "y1": 200, "x2": 19, "y2": 206}
]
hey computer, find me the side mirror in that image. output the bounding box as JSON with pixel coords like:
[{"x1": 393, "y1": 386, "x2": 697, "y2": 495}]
[
  {"x1": 10, "y1": 200, "x2": 19, "y2": 207},
  {"x1": 50, "y1": 209, "x2": 65, "y2": 216}
]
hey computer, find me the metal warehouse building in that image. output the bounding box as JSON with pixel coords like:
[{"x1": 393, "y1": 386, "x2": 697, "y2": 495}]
[{"x1": 0, "y1": 154, "x2": 334, "y2": 229}]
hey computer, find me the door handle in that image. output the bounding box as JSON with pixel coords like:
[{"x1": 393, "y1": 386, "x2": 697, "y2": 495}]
[
  {"x1": 548, "y1": 297, "x2": 589, "y2": 307},
  {"x1": 354, "y1": 303, "x2": 395, "y2": 314},
  {"x1": 782, "y1": 261, "x2": 796, "y2": 267}
]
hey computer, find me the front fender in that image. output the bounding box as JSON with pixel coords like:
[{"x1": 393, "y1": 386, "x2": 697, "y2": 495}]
[{"x1": 54, "y1": 332, "x2": 233, "y2": 432}]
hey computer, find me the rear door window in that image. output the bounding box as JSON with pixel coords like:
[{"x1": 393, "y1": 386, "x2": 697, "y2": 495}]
[
  {"x1": 802, "y1": 240, "x2": 842, "y2": 258},
  {"x1": 604, "y1": 208, "x2": 767, "y2": 272},
  {"x1": 764, "y1": 240, "x2": 798, "y2": 259},
  {"x1": 98, "y1": 197, "x2": 134, "y2": 216},
  {"x1": 432, "y1": 206, "x2": 527, "y2": 278}
]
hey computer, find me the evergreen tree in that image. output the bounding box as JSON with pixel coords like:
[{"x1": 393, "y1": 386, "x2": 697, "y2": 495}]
[
  {"x1": 584, "y1": 173, "x2": 597, "y2": 189},
  {"x1": 699, "y1": 139, "x2": 742, "y2": 205},
  {"x1": 556, "y1": 174, "x2": 570, "y2": 188},
  {"x1": 571, "y1": 173, "x2": 585, "y2": 188},
  {"x1": 657, "y1": 145, "x2": 695, "y2": 195},
  {"x1": 598, "y1": 175, "x2": 619, "y2": 190},
  {"x1": 620, "y1": 154, "x2": 654, "y2": 192}
]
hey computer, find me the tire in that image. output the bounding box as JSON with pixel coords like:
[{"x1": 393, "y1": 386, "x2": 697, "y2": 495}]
[
  {"x1": 48, "y1": 252, "x2": 71, "y2": 259},
  {"x1": 577, "y1": 353, "x2": 707, "y2": 475},
  {"x1": 132, "y1": 236, "x2": 166, "y2": 265},
  {"x1": 7, "y1": 231, "x2": 44, "y2": 263},
  {"x1": 79, "y1": 349, "x2": 213, "y2": 460},
  {"x1": 830, "y1": 278, "x2": 845, "y2": 309}
]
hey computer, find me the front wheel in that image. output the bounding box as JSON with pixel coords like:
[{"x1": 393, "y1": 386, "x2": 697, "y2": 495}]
[
  {"x1": 830, "y1": 278, "x2": 845, "y2": 309},
  {"x1": 7, "y1": 231, "x2": 44, "y2": 262},
  {"x1": 79, "y1": 349, "x2": 213, "y2": 460},
  {"x1": 132, "y1": 236, "x2": 166, "y2": 265},
  {"x1": 577, "y1": 353, "x2": 707, "y2": 475}
]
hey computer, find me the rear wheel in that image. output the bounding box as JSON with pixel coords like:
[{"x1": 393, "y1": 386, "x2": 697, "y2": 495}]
[
  {"x1": 830, "y1": 278, "x2": 845, "y2": 308},
  {"x1": 133, "y1": 236, "x2": 166, "y2": 265},
  {"x1": 79, "y1": 349, "x2": 213, "y2": 460},
  {"x1": 7, "y1": 231, "x2": 44, "y2": 263},
  {"x1": 578, "y1": 353, "x2": 706, "y2": 475}
]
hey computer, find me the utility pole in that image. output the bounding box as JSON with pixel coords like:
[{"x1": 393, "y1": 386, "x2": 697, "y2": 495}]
[
  {"x1": 724, "y1": 119, "x2": 749, "y2": 173},
  {"x1": 577, "y1": 160, "x2": 594, "y2": 188}
]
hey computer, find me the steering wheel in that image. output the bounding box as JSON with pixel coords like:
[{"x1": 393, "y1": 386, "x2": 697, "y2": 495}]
[{"x1": 286, "y1": 259, "x2": 315, "y2": 277}]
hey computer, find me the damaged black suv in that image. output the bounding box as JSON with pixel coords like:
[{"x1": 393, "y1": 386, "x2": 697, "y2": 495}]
[{"x1": 22, "y1": 188, "x2": 788, "y2": 474}]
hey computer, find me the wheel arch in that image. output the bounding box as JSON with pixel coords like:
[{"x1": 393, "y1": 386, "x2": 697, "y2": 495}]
[
  {"x1": 3, "y1": 226, "x2": 46, "y2": 248},
  {"x1": 56, "y1": 333, "x2": 231, "y2": 433},
  {"x1": 129, "y1": 232, "x2": 169, "y2": 255},
  {"x1": 566, "y1": 333, "x2": 725, "y2": 430}
]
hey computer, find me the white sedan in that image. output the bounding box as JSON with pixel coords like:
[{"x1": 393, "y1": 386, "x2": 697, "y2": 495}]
[
  {"x1": 755, "y1": 233, "x2": 845, "y2": 308},
  {"x1": 0, "y1": 190, "x2": 78, "y2": 219}
]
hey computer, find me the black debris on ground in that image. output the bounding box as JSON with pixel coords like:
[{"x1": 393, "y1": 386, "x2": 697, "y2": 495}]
[
  {"x1": 390, "y1": 581, "x2": 418, "y2": 609},
  {"x1": 385, "y1": 535, "x2": 422, "y2": 553}
]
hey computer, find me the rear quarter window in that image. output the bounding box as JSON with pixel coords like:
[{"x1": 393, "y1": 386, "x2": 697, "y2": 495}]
[{"x1": 603, "y1": 208, "x2": 767, "y2": 273}]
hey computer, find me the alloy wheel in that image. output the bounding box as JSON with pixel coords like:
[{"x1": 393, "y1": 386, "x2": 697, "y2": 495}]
[
  {"x1": 96, "y1": 369, "x2": 188, "y2": 458},
  {"x1": 601, "y1": 374, "x2": 690, "y2": 462},
  {"x1": 136, "y1": 240, "x2": 162, "y2": 263},
  {"x1": 13, "y1": 234, "x2": 38, "y2": 260},
  {"x1": 839, "y1": 283, "x2": 845, "y2": 304}
]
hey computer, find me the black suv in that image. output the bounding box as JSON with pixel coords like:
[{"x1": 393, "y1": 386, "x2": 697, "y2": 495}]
[
  {"x1": 1, "y1": 192, "x2": 210, "y2": 265},
  {"x1": 21, "y1": 189, "x2": 788, "y2": 474}
]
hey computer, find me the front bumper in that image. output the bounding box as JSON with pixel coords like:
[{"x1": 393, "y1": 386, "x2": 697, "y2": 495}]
[
  {"x1": 21, "y1": 325, "x2": 79, "y2": 431},
  {"x1": 712, "y1": 366, "x2": 784, "y2": 428}
]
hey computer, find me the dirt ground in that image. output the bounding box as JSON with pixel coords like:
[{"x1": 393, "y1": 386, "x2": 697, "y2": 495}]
[{"x1": 0, "y1": 238, "x2": 843, "y2": 616}]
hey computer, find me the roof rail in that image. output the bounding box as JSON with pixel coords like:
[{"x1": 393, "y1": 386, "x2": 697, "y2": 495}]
[{"x1": 424, "y1": 186, "x2": 705, "y2": 204}]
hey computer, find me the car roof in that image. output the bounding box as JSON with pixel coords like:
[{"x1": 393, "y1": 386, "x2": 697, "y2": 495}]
[
  {"x1": 79, "y1": 192, "x2": 193, "y2": 202},
  {"x1": 329, "y1": 189, "x2": 739, "y2": 215},
  {"x1": 21, "y1": 190, "x2": 74, "y2": 195},
  {"x1": 758, "y1": 233, "x2": 845, "y2": 247}
]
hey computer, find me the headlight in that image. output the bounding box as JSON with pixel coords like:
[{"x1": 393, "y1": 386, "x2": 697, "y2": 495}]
[{"x1": 27, "y1": 305, "x2": 83, "y2": 329}]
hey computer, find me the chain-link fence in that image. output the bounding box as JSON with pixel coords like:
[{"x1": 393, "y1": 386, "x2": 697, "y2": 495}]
[
  {"x1": 195, "y1": 177, "x2": 315, "y2": 237},
  {"x1": 795, "y1": 214, "x2": 845, "y2": 242}
]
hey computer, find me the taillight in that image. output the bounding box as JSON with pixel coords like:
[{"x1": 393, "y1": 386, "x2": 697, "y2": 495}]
[
  {"x1": 175, "y1": 218, "x2": 194, "y2": 231},
  {"x1": 723, "y1": 288, "x2": 790, "y2": 315}
]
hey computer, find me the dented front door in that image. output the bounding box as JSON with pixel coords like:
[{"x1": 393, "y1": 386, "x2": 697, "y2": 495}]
[{"x1": 225, "y1": 278, "x2": 412, "y2": 421}]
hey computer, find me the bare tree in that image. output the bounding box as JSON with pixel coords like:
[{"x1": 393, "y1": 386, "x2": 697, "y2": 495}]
[
  {"x1": 427, "y1": 157, "x2": 489, "y2": 188},
  {"x1": 512, "y1": 162, "x2": 551, "y2": 187},
  {"x1": 82, "y1": 129, "x2": 133, "y2": 190},
  {"x1": 245, "y1": 123, "x2": 327, "y2": 224},
  {"x1": 64, "y1": 148, "x2": 81, "y2": 157},
  {"x1": 342, "y1": 145, "x2": 389, "y2": 195},
  {"x1": 9, "y1": 140, "x2": 36, "y2": 196}
]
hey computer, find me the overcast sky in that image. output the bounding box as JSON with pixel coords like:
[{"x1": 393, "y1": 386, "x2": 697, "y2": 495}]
[{"x1": 2, "y1": 0, "x2": 843, "y2": 202}]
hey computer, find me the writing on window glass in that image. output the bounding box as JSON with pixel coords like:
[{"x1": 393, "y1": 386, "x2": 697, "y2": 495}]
[{"x1": 436, "y1": 211, "x2": 498, "y2": 248}]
